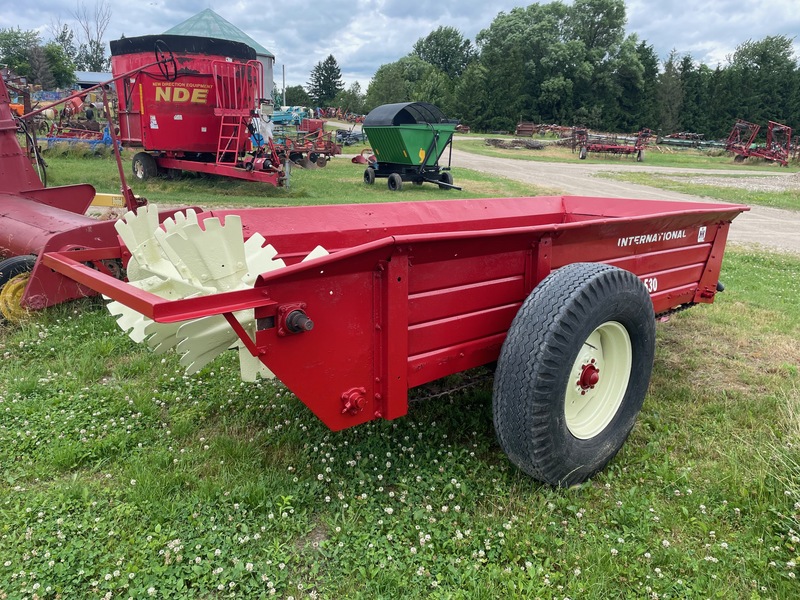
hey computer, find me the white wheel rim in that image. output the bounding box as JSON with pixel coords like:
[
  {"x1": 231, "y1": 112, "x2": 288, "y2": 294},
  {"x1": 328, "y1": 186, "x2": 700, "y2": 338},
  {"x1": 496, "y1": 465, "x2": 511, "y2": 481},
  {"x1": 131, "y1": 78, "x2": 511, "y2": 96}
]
[{"x1": 565, "y1": 321, "x2": 632, "y2": 439}]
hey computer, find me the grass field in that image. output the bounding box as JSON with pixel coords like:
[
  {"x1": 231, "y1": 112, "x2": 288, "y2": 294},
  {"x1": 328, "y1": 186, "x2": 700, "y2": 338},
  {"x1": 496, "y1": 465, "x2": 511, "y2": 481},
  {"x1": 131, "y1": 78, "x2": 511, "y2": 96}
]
[
  {"x1": 596, "y1": 171, "x2": 800, "y2": 212},
  {"x1": 1, "y1": 152, "x2": 798, "y2": 598},
  {"x1": 43, "y1": 146, "x2": 550, "y2": 209}
]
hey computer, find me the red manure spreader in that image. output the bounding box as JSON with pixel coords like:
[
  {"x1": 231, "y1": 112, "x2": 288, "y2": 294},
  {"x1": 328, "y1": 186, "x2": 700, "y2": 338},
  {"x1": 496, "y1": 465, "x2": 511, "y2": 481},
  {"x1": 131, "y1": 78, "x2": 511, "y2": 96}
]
[
  {"x1": 42, "y1": 195, "x2": 747, "y2": 486},
  {"x1": 1, "y1": 69, "x2": 749, "y2": 485}
]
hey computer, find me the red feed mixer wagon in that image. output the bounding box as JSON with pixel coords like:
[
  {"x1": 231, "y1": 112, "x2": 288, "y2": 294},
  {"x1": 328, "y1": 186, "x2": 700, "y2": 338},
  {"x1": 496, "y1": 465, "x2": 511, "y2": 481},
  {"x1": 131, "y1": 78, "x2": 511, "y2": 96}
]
[{"x1": 109, "y1": 35, "x2": 284, "y2": 185}]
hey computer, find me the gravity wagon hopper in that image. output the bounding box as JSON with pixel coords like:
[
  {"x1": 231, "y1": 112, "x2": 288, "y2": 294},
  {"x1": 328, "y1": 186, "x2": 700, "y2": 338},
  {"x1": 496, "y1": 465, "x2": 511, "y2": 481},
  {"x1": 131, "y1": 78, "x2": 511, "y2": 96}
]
[
  {"x1": 43, "y1": 194, "x2": 748, "y2": 486},
  {"x1": 362, "y1": 102, "x2": 459, "y2": 191},
  {"x1": 110, "y1": 35, "x2": 285, "y2": 186}
]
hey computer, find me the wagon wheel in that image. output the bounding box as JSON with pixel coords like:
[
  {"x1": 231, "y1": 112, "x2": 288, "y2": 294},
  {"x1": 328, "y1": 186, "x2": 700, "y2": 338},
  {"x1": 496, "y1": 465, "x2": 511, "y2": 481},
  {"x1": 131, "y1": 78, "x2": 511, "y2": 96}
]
[
  {"x1": 636, "y1": 149, "x2": 644, "y2": 162},
  {"x1": 363, "y1": 167, "x2": 376, "y2": 185},
  {"x1": 387, "y1": 173, "x2": 403, "y2": 191},
  {"x1": 132, "y1": 152, "x2": 157, "y2": 181},
  {"x1": 0, "y1": 255, "x2": 37, "y2": 322},
  {"x1": 492, "y1": 262, "x2": 655, "y2": 487},
  {"x1": 154, "y1": 39, "x2": 178, "y2": 82},
  {"x1": 579, "y1": 146, "x2": 587, "y2": 160},
  {"x1": 438, "y1": 171, "x2": 454, "y2": 190}
]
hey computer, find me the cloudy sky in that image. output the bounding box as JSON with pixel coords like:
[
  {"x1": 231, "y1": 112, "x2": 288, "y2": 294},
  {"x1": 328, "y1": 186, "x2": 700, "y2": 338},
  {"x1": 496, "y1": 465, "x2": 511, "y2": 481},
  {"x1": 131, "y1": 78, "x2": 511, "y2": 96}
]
[{"x1": 3, "y1": 0, "x2": 799, "y2": 89}]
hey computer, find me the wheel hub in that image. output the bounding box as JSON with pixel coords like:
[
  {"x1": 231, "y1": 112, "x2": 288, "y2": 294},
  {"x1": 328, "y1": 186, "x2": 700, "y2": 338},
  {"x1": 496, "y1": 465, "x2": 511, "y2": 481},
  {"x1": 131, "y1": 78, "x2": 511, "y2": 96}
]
[
  {"x1": 564, "y1": 321, "x2": 632, "y2": 440},
  {"x1": 0, "y1": 272, "x2": 32, "y2": 322},
  {"x1": 578, "y1": 362, "x2": 600, "y2": 391}
]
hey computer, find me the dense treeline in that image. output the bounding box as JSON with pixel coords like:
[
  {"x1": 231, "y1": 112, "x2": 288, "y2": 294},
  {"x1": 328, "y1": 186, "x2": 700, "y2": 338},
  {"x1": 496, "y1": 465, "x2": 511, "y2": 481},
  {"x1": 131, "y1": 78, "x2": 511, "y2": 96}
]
[{"x1": 364, "y1": 0, "x2": 800, "y2": 139}]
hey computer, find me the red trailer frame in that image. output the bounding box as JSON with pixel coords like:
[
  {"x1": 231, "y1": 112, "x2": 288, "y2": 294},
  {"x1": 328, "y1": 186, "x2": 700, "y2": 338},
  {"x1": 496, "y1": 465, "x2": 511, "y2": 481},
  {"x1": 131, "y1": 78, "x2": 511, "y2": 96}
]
[{"x1": 44, "y1": 196, "x2": 747, "y2": 434}]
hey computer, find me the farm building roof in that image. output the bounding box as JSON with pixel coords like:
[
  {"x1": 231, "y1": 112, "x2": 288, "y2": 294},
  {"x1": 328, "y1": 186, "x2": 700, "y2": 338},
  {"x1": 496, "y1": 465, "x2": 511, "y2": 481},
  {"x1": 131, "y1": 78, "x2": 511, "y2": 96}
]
[{"x1": 163, "y1": 8, "x2": 274, "y2": 58}]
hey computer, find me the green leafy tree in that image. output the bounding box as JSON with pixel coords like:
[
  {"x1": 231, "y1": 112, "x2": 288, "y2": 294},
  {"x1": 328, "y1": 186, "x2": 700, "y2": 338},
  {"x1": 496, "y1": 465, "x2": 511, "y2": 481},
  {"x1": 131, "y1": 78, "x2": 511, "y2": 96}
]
[
  {"x1": 451, "y1": 62, "x2": 489, "y2": 129},
  {"x1": 605, "y1": 34, "x2": 646, "y2": 130},
  {"x1": 284, "y1": 84, "x2": 312, "y2": 107},
  {"x1": 333, "y1": 82, "x2": 366, "y2": 114},
  {"x1": 678, "y1": 55, "x2": 712, "y2": 135},
  {"x1": 726, "y1": 35, "x2": 797, "y2": 127},
  {"x1": 412, "y1": 26, "x2": 475, "y2": 78},
  {"x1": 43, "y1": 42, "x2": 76, "y2": 88},
  {"x1": 27, "y1": 46, "x2": 55, "y2": 89},
  {"x1": 656, "y1": 49, "x2": 684, "y2": 134},
  {"x1": 631, "y1": 41, "x2": 660, "y2": 129},
  {"x1": 364, "y1": 56, "x2": 437, "y2": 110},
  {"x1": 307, "y1": 55, "x2": 344, "y2": 106},
  {"x1": 0, "y1": 27, "x2": 41, "y2": 77},
  {"x1": 49, "y1": 22, "x2": 77, "y2": 62}
]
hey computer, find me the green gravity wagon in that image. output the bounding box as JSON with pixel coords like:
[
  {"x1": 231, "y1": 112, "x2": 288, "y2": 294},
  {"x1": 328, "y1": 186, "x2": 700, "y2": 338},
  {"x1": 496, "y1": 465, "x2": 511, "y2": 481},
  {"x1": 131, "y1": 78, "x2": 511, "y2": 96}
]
[{"x1": 362, "y1": 102, "x2": 460, "y2": 191}]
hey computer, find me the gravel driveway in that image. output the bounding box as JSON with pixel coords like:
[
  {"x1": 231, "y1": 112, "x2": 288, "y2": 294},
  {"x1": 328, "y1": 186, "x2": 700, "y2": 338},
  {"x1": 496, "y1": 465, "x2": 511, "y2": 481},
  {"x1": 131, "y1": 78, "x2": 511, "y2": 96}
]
[{"x1": 452, "y1": 147, "x2": 800, "y2": 255}]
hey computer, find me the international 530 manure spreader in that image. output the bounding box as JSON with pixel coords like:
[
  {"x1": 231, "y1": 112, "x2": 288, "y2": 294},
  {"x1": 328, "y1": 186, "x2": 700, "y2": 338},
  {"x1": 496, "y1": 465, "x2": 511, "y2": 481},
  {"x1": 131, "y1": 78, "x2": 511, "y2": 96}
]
[
  {"x1": 1, "y1": 66, "x2": 749, "y2": 485},
  {"x1": 42, "y1": 195, "x2": 747, "y2": 486}
]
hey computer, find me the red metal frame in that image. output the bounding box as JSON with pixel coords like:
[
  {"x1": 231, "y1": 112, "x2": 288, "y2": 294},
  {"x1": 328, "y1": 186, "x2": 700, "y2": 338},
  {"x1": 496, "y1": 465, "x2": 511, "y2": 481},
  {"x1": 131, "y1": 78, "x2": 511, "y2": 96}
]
[
  {"x1": 0, "y1": 72, "x2": 201, "y2": 311},
  {"x1": 725, "y1": 119, "x2": 792, "y2": 166},
  {"x1": 111, "y1": 42, "x2": 284, "y2": 185},
  {"x1": 577, "y1": 128, "x2": 653, "y2": 157},
  {"x1": 43, "y1": 196, "x2": 748, "y2": 432}
]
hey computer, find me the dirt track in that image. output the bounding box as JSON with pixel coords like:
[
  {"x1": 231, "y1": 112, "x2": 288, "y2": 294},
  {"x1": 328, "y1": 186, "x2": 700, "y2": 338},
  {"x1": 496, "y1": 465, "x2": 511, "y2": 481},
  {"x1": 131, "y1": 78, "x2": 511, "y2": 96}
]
[{"x1": 452, "y1": 148, "x2": 800, "y2": 255}]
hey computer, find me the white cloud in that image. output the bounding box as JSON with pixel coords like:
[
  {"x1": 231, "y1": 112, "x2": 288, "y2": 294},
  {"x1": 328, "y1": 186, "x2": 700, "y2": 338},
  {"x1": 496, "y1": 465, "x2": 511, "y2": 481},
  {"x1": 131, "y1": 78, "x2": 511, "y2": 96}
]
[{"x1": 3, "y1": 0, "x2": 799, "y2": 89}]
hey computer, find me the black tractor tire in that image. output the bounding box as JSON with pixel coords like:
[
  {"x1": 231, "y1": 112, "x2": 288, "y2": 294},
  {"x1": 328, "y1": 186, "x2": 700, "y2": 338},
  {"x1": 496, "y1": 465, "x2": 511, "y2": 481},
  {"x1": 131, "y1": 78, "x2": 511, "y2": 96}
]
[
  {"x1": 492, "y1": 262, "x2": 655, "y2": 487},
  {"x1": 363, "y1": 167, "x2": 376, "y2": 185},
  {"x1": 438, "y1": 171, "x2": 454, "y2": 190},
  {"x1": 387, "y1": 173, "x2": 403, "y2": 192},
  {"x1": 132, "y1": 152, "x2": 157, "y2": 181}
]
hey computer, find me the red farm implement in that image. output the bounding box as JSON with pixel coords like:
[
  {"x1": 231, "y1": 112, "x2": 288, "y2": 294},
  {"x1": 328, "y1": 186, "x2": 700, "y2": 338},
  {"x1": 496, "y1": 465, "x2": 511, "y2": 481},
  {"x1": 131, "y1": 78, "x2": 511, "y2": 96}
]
[
  {"x1": 110, "y1": 35, "x2": 285, "y2": 185},
  {"x1": 2, "y1": 61, "x2": 751, "y2": 487},
  {"x1": 274, "y1": 127, "x2": 342, "y2": 168},
  {"x1": 725, "y1": 119, "x2": 792, "y2": 166},
  {"x1": 42, "y1": 194, "x2": 748, "y2": 487},
  {"x1": 576, "y1": 128, "x2": 653, "y2": 161},
  {"x1": 0, "y1": 51, "x2": 198, "y2": 320}
]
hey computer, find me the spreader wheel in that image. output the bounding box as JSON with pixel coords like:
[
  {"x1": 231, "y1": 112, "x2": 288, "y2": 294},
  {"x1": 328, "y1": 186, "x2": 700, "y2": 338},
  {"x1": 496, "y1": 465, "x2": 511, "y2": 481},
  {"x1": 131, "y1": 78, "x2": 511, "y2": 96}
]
[
  {"x1": 579, "y1": 146, "x2": 587, "y2": 160},
  {"x1": 636, "y1": 149, "x2": 644, "y2": 162},
  {"x1": 492, "y1": 262, "x2": 655, "y2": 487},
  {"x1": 387, "y1": 173, "x2": 403, "y2": 191},
  {"x1": 132, "y1": 152, "x2": 157, "y2": 181},
  {"x1": 363, "y1": 167, "x2": 376, "y2": 185},
  {"x1": 0, "y1": 255, "x2": 37, "y2": 322}
]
